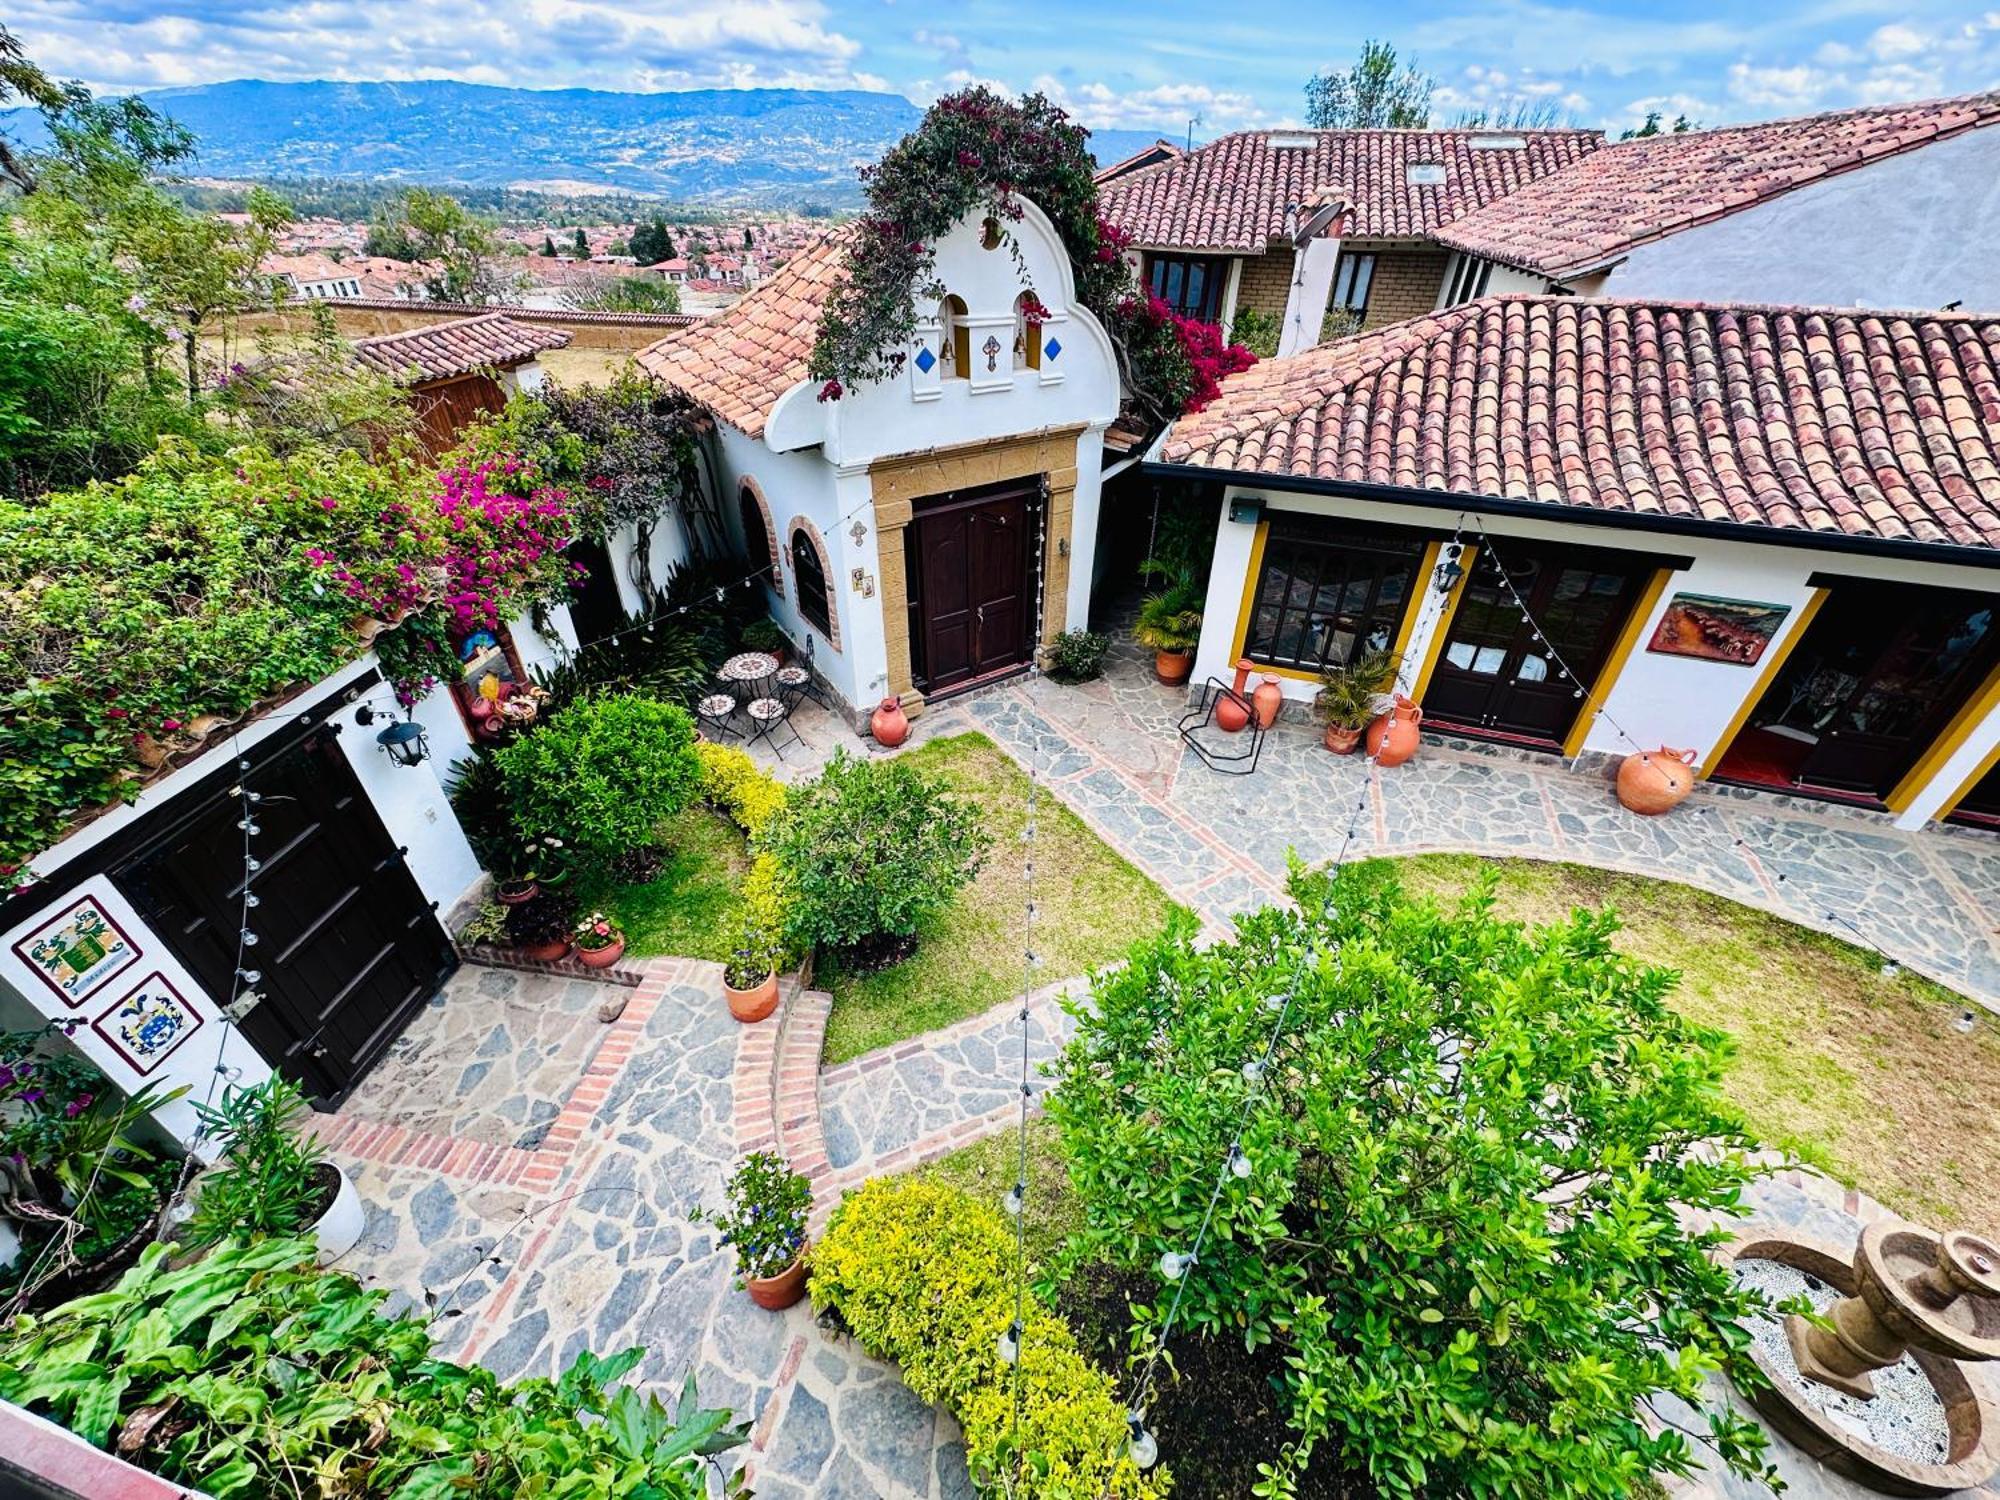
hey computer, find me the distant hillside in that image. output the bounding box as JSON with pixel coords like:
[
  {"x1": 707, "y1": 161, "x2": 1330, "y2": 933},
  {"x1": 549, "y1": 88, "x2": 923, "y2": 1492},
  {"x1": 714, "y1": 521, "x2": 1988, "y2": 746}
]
[{"x1": 2, "y1": 79, "x2": 1179, "y2": 206}]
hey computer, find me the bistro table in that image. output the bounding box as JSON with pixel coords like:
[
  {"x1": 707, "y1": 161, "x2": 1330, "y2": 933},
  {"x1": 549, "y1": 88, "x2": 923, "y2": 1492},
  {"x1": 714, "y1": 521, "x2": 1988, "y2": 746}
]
[{"x1": 718, "y1": 651, "x2": 780, "y2": 700}]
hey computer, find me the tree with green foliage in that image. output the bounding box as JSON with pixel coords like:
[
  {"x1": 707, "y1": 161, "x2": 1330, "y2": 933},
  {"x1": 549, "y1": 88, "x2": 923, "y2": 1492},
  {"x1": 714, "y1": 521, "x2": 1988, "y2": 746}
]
[
  {"x1": 1623, "y1": 110, "x2": 1698, "y2": 139},
  {"x1": 561, "y1": 273, "x2": 683, "y2": 314},
  {"x1": 494, "y1": 693, "x2": 702, "y2": 864},
  {"x1": 629, "y1": 217, "x2": 679, "y2": 265},
  {"x1": 743, "y1": 226, "x2": 754, "y2": 249},
  {"x1": 540, "y1": 232, "x2": 558, "y2": 256},
  {"x1": 1048, "y1": 858, "x2": 1782, "y2": 1500},
  {"x1": 367, "y1": 187, "x2": 510, "y2": 302},
  {"x1": 1304, "y1": 39, "x2": 1434, "y2": 129},
  {"x1": 0, "y1": 24, "x2": 192, "y2": 199},
  {"x1": 574, "y1": 225, "x2": 590, "y2": 256}
]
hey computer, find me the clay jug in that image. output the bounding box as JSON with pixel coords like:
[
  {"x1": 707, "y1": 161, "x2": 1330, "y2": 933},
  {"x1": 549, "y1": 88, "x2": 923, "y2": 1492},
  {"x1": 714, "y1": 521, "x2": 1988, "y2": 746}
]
[
  {"x1": 871, "y1": 695, "x2": 910, "y2": 748},
  {"x1": 1616, "y1": 746, "x2": 1697, "y2": 815},
  {"x1": 1216, "y1": 659, "x2": 1253, "y2": 732},
  {"x1": 1365, "y1": 694, "x2": 1423, "y2": 767},
  {"x1": 1253, "y1": 675, "x2": 1284, "y2": 730}
]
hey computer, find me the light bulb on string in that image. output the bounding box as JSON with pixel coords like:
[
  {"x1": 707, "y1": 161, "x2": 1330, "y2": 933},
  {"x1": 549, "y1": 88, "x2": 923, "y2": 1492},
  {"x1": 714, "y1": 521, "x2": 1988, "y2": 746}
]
[
  {"x1": 1880, "y1": 960, "x2": 1902, "y2": 980},
  {"x1": 1003, "y1": 1182, "x2": 1025, "y2": 1217},
  {"x1": 1228, "y1": 1143, "x2": 1252, "y2": 1179},
  {"x1": 1127, "y1": 1413, "x2": 1159, "y2": 1471},
  {"x1": 240, "y1": 930, "x2": 259, "y2": 946},
  {"x1": 1159, "y1": 1250, "x2": 1191, "y2": 1279},
  {"x1": 1262, "y1": 992, "x2": 1288, "y2": 1013},
  {"x1": 237, "y1": 967, "x2": 262, "y2": 985},
  {"x1": 997, "y1": 1320, "x2": 1021, "y2": 1365},
  {"x1": 1956, "y1": 1009, "x2": 1978, "y2": 1033},
  {"x1": 1241, "y1": 1058, "x2": 1265, "y2": 1083}
]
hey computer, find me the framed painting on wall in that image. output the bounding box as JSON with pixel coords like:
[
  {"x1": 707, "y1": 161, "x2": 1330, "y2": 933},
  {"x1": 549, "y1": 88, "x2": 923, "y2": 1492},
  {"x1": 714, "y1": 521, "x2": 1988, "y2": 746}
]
[
  {"x1": 1645, "y1": 593, "x2": 1791, "y2": 666},
  {"x1": 12, "y1": 895, "x2": 141, "y2": 1009},
  {"x1": 93, "y1": 972, "x2": 205, "y2": 1076}
]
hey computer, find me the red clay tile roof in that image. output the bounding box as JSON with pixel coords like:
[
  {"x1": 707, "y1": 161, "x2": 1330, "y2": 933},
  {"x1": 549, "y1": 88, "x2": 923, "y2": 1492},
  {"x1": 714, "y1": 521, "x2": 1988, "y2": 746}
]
[
  {"x1": 1096, "y1": 128, "x2": 1602, "y2": 253},
  {"x1": 1162, "y1": 296, "x2": 2000, "y2": 550},
  {"x1": 1438, "y1": 93, "x2": 2000, "y2": 278},
  {"x1": 634, "y1": 229, "x2": 851, "y2": 437},
  {"x1": 350, "y1": 313, "x2": 571, "y2": 384}
]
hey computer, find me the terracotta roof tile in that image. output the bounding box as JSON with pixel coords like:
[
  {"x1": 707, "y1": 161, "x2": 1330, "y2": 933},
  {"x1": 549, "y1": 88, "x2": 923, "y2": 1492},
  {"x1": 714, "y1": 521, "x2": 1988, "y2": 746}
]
[
  {"x1": 633, "y1": 229, "x2": 852, "y2": 437},
  {"x1": 1438, "y1": 93, "x2": 2000, "y2": 277},
  {"x1": 349, "y1": 313, "x2": 571, "y2": 384},
  {"x1": 1096, "y1": 128, "x2": 1602, "y2": 252},
  {"x1": 1161, "y1": 296, "x2": 2000, "y2": 551}
]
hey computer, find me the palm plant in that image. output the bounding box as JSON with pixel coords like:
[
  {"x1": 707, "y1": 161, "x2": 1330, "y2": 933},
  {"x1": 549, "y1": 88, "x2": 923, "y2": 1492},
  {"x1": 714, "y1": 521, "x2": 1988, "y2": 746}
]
[
  {"x1": 1313, "y1": 649, "x2": 1401, "y2": 731},
  {"x1": 1133, "y1": 574, "x2": 1205, "y2": 654}
]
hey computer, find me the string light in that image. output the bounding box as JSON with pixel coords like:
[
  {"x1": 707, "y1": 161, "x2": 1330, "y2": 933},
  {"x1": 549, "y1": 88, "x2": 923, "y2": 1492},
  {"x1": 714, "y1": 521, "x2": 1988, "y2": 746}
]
[
  {"x1": 1127, "y1": 1411, "x2": 1159, "y2": 1471},
  {"x1": 997, "y1": 1320, "x2": 1022, "y2": 1366}
]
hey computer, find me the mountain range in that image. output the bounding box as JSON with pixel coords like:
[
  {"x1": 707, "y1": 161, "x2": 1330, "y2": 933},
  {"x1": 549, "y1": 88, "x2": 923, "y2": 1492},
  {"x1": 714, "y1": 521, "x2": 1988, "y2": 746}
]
[{"x1": 3, "y1": 79, "x2": 1177, "y2": 205}]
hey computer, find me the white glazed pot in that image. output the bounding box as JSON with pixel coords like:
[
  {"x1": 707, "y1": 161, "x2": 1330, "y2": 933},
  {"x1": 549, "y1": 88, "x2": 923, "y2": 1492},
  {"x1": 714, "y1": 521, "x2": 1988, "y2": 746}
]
[{"x1": 313, "y1": 1164, "x2": 366, "y2": 1266}]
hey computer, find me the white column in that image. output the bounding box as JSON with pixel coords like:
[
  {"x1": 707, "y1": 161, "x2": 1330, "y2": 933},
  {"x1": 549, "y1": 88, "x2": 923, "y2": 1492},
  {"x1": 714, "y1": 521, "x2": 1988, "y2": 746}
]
[
  {"x1": 1279, "y1": 236, "x2": 1343, "y2": 358},
  {"x1": 1193, "y1": 493, "x2": 1259, "y2": 686}
]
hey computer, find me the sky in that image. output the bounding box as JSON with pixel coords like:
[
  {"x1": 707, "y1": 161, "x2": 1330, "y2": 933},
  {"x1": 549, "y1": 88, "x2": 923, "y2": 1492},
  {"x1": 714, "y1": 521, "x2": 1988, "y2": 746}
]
[{"x1": 10, "y1": 0, "x2": 2000, "y2": 137}]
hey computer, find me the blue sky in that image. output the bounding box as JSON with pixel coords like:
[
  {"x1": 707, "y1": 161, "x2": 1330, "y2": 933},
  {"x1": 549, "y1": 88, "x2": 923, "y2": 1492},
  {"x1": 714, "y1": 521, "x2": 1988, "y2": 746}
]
[{"x1": 11, "y1": 0, "x2": 2000, "y2": 135}]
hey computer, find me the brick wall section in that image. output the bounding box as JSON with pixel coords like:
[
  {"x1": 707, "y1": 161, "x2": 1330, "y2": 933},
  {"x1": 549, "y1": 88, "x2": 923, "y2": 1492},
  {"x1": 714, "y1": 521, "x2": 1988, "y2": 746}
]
[
  {"x1": 1232, "y1": 244, "x2": 1294, "y2": 321},
  {"x1": 1359, "y1": 247, "x2": 1452, "y2": 331}
]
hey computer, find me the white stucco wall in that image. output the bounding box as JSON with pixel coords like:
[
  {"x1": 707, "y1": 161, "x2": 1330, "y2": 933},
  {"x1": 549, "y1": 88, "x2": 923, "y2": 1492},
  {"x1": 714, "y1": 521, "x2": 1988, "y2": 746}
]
[
  {"x1": 1596, "y1": 126, "x2": 2000, "y2": 309},
  {"x1": 1197, "y1": 485, "x2": 2000, "y2": 826}
]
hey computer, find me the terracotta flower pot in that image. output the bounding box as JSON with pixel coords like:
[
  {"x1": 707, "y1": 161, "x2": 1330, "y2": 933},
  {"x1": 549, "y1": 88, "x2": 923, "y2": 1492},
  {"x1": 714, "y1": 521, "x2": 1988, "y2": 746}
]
[
  {"x1": 497, "y1": 879, "x2": 539, "y2": 907},
  {"x1": 1154, "y1": 649, "x2": 1194, "y2": 685},
  {"x1": 519, "y1": 938, "x2": 572, "y2": 963},
  {"x1": 727, "y1": 971, "x2": 780, "y2": 1023},
  {"x1": 1616, "y1": 746, "x2": 1698, "y2": 815},
  {"x1": 871, "y1": 695, "x2": 910, "y2": 748},
  {"x1": 1216, "y1": 659, "x2": 1253, "y2": 732},
  {"x1": 1253, "y1": 675, "x2": 1284, "y2": 729},
  {"x1": 1323, "y1": 723, "x2": 1363, "y2": 754},
  {"x1": 1365, "y1": 695, "x2": 1423, "y2": 767},
  {"x1": 746, "y1": 1255, "x2": 808, "y2": 1310},
  {"x1": 577, "y1": 936, "x2": 627, "y2": 969}
]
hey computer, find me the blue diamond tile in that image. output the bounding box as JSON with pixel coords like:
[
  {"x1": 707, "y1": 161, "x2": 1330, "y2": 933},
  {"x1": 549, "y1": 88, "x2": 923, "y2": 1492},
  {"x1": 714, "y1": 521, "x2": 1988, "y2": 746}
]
[
  {"x1": 914, "y1": 345, "x2": 937, "y2": 374},
  {"x1": 1043, "y1": 337, "x2": 1061, "y2": 361}
]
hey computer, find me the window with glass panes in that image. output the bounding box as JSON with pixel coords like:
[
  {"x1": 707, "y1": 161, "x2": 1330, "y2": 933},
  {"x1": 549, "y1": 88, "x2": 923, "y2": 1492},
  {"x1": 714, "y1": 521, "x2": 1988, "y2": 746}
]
[
  {"x1": 1147, "y1": 254, "x2": 1227, "y2": 321},
  {"x1": 1244, "y1": 517, "x2": 1426, "y2": 672}
]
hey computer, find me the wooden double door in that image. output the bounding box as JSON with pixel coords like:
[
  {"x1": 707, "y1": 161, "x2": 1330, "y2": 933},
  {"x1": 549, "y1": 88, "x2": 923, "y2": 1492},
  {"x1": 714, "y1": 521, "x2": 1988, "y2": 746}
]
[
  {"x1": 1425, "y1": 542, "x2": 1654, "y2": 747},
  {"x1": 907, "y1": 481, "x2": 1043, "y2": 698},
  {"x1": 116, "y1": 726, "x2": 455, "y2": 1107}
]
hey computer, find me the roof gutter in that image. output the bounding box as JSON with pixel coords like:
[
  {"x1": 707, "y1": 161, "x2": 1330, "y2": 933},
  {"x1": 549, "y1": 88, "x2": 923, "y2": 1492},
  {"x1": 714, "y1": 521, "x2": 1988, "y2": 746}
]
[{"x1": 1137, "y1": 459, "x2": 2000, "y2": 573}]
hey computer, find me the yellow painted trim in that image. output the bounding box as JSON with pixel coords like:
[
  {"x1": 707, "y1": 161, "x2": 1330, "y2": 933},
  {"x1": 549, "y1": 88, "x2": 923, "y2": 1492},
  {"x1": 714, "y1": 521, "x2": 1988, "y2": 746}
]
[
  {"x1": 1393, "y1": 541, "x2": 1443, "y2": 665},
  {"x1": 1227, "y1": 519, "x2": 1271, "y2": 666},
  {"x1": 1936, "y1": 736, "x2": 2000, "y2": 820},
  {"x1": 1409, "y1": 544, "x2": 1479, "y2": 704},
  {"x1": 1697, "y1": 586, "x2": 1829, "y2": 781},
  {"x1": 1561, "y1": 566, "x2": 1673, "y2": 759},
  {"x1": 1884, "y1": 653, "x2": 2000, "y2": 814}
]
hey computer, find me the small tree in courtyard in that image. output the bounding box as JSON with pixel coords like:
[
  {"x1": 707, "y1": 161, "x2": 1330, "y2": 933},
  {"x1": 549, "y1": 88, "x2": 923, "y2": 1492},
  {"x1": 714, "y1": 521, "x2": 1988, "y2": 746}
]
[
  {"x1": 494, "y1": 693, "x2": 701, "y2": 866},
  {"x1": 1048, "y1": 858, "x2": 1781, "y2": 1499}
]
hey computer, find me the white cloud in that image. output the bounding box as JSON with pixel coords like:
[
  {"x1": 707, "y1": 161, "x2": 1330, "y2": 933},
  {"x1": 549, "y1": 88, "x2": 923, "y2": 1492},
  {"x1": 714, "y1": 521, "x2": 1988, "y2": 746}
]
[
  {"x1": 1867, "y1": 24, "x2": 1928, "y2": 60},
  {"x1": 1725, "y1": 61, "x2": 1835, "y2": 110},
  {"x1": 1029, "y1": 75, "x2": 1268, "y2": 132},
  {"x1": 11, "y1": 0, "x2": 872, "y2": 95}
]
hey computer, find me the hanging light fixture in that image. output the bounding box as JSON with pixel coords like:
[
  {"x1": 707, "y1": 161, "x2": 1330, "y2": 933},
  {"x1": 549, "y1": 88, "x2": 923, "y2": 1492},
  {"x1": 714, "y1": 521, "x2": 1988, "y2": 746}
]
[
  {"x1": 377, "y1": 715, "x2": 431, "y2": 768},
  {"x1": 1432, "y1": 543, "x2": 1466, "y2": 595}
]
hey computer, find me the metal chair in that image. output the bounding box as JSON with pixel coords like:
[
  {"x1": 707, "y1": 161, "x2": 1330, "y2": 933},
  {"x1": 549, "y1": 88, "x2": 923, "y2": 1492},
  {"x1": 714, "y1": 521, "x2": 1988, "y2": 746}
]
[
  {"x1": 696, "y1": 691, "x2": 740, "y2": 741},
  {"x1": 744, "y1": 694, "x2": 803, "y2": 758},
  {"x1": 784, "y1": 634, "x2": 829, "y2": 709}
]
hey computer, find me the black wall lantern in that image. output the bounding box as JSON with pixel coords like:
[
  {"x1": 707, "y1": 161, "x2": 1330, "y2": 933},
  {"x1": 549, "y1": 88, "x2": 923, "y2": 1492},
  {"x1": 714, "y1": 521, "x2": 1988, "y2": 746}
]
[
  {"x1": 356, "y1": 702, "x2": 430, "y2": 767},
  {"x1": 1433, "y1": 543, "x2": 1466, "y2": 595}
]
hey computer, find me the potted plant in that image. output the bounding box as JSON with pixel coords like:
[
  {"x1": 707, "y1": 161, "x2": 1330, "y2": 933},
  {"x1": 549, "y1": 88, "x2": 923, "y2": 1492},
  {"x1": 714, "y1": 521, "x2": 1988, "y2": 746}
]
[
  {"x1": 1313, "y1": 649, "x2": 1401, "y2": 754},
  {"x1": 499, "y1": 835, "x2": 570, "y2": 905},
  {"x1": 506, "y1": 886, "x2": 576, "y2": 962},
  {"x1": 0, "y1": 1038, "x2": 184, "y2": 1307},
  {"x1": 741, "y1": 617, "x2": 788, "y2": 661},
  {"x1": 456, "y1": 899, "x2": 510, "y2": 950},
  {"x1": 184, "y1": 1076, "x2": 363, "y2": 1265},
  {"x1": 694, "y1": 1151, "x2": 812, "y2": 1309},
  {"x1": 1133, "y1": 575, "x2": 1204, "y2": 685},
  {"x1": 573, "y1": 910, "x2": 628, "y2": 969},
  {"x1": 723, "y1": 920, "x2": 782, "y2": 1023}
]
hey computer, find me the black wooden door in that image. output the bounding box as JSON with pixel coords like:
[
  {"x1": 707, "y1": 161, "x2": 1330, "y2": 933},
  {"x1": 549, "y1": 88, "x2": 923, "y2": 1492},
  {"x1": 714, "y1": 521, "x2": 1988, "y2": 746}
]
[
  {"x1": 1740, "y1": 586, "x2": 1997, "y2": 797},
  {"x1": 565, "y1": 537, "x2": 626, "y2": 647},
  {"x1": 115, "y1": 727, "x2": 454, "y2": 1107},
  {"x1": 1425, "y1": 545, "x2": 1649, "y2": 746},
  {"x1": 909, "y1": 483, "x2": 1038, "y2": 696}
]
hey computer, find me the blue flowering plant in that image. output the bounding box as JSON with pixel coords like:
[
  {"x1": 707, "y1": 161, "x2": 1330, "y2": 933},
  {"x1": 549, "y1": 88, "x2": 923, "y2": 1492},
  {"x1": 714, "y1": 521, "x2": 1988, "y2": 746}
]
[{"x1": 693, "y1": 1151, "x2": 812, "y2": 1284}]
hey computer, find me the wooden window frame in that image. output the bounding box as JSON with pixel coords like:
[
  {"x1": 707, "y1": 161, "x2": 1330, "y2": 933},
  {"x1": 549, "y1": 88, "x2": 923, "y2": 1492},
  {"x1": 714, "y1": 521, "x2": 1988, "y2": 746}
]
[
  {"x1": 1147, "y1": 254, "x2": 1227, "y2": 321},
  {"x1": 1244, "y1": 516, "x2": 1429, "y2": 674}
]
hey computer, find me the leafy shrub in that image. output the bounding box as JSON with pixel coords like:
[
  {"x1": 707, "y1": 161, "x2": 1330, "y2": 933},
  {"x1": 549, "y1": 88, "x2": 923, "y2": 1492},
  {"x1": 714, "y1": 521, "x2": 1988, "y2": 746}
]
[
  {"x1": 696, "y1": 741, "x2": 789, "y2": 840},
  {"x1": 504, "y1": 884, "x2": 577, "y2": 949},
  {"x1": 528, "y1": 603, "x2": 711, "y2": 715},
  {"x1": 184, "y1": 1077, "x2": 332, "y2": 1250},
  {"x1": 1046, "y1": 627, "x2": 1110, "y2": 683},
  {"x1": 1311, "y1": 648, "x2": 1400, "y2": 731},
  {"x1": 812, "y1": 1178, "x2": 1166, "y2": 1499},
  {"x1": 693, "y1": 1151, "x2": 811, "y2": 1282},
  {"x1": 741, "y1": 851, "x2": 795, "y2": 967},
  {"x1": 0, "y1": 1237, "x2": 746, "y2": 1498},
  {"x1": 762, "y1": 748, "x2": 990, "y2": 954},
  {"x1": 494, "y1": 693, "x2": 701, "y2": 862},
  {"x1": 1047, "y1": 860, "x2": 1779, "y2": 1499},
  {"x1": 740, "y1": 616, "x2": 788, "y2": 655},
  {"x1": 1131, "y1": 575, "x2": 1204, "y2": 655},
  {"x1": 1226, "y1": 305, "x2": 1280, "y2": 359}
]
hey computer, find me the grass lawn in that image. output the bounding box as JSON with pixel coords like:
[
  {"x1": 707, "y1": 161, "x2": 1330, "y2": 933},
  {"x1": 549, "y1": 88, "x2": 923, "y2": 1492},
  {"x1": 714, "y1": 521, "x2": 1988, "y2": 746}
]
[
  {"x1": 1396, "y1": 854, "x2": 2000, "y2": 1236},
  {"x1": 819, "y1": 732, "x2": 1184, "y2": 1065},
  {"x1": 583, "y1": 805, "x2": 751, "y2": 965}
]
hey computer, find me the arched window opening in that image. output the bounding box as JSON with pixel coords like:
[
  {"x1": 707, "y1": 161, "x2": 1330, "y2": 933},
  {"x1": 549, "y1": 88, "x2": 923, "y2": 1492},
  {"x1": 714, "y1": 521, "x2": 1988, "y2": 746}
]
[
  {"x1": 739, "y1": 482, "x2": 773, "y2": 573},
  {"x1": 980, "y1": 216, "x2": 1002, "y2": 250},
  {"x1": 941, "y1": 294, "x2": 971, "y2": 379},
  {"x1": 1014, "y1": 291, "x2": 1043, "y2": 371},
  {"x1": 792, "y1": 527, "x2": 833, "y2": 636}
]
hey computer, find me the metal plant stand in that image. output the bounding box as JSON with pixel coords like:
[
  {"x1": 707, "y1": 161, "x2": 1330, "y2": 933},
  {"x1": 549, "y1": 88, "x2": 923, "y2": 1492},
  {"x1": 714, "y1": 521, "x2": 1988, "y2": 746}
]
[{"x1": 1177, "y1": 676, "x2": 1267, "y2": 775}]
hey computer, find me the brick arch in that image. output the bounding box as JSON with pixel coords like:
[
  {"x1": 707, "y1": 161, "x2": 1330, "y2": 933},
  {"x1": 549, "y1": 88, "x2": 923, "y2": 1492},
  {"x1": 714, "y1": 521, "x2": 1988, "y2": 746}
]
[
  {"x1": 785, "y1": 514, "x2": 841, "y2": 651},
  {"x1": 737, "y1": 475, "x2": 782, "y2": 585}
]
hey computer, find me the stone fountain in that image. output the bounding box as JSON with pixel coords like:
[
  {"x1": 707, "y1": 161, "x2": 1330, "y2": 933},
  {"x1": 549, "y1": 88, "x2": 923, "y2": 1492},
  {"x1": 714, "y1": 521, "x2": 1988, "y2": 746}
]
[{"x1": 1722, "y1": 1222, "x2": 2000, "y2": 1495}]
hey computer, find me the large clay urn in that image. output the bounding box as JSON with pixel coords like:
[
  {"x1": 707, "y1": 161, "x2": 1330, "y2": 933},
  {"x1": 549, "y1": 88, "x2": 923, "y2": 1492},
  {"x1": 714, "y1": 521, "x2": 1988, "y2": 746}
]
[
  {"x1": 1216, "y1": 659, "x2": 1254, "y2": 732},
  {"x1": 1155, "y1": 648, "x2": 1194, "y2": 686},
  {"x1": 871, "y1": 695, "x2": 910, "y2": 748},
  {"x1": 1616, "y1": 747, "x2": 1697, "y2": 815},
  {"x1": 1253, "y1": 675, "x2": 1284, "y2": 730},
  {"x1": 1365, "y1": 695, "x2": 1422, "y2": 767}
]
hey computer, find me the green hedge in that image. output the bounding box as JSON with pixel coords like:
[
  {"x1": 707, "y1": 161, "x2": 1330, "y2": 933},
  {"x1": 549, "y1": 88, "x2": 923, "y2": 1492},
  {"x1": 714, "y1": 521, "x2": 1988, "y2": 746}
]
[{"x1": 811, "y1": 1178, "x2": 1167, "y2": 1498}]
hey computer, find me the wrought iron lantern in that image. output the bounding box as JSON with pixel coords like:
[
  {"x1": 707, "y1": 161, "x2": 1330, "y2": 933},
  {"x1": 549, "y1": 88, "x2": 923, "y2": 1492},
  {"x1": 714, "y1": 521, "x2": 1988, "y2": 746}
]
[
  {"x1": 1433, "y1": 543, "x2": 1466, "y2": 595},
  {"x1": 375, "y1": 716, "x2": 430, "y2": 767}
]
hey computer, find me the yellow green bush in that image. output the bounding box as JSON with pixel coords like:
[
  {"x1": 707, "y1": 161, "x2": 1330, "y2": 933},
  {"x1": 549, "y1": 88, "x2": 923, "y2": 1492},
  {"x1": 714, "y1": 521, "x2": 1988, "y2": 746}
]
[
  {"x1": 811, "y1": 1178, "x2": 1167, "y2": 1498},
  {"x1": 694, "y1": 741, "x2": 787, "y2": 841}
]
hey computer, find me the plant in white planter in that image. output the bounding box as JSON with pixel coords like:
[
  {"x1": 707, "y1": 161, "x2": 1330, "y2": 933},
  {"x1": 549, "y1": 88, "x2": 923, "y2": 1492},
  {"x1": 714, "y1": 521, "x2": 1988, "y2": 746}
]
[{"x1": 185, "y1": 1077, "x2": 364, "y2": 1264}]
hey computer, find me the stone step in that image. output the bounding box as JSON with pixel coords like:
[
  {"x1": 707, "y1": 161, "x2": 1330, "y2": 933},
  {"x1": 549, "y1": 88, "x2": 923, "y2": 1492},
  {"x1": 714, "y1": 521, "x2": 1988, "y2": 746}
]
[{"x1": 772, "y1": 982, "x2": 836, "y2": 1224}]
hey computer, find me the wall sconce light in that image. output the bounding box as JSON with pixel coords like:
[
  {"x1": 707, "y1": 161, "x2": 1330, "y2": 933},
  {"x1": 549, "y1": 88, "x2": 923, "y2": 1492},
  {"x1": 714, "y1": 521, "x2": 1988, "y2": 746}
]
[
  {"x1": 1433, "y1": 543, "x2": 1466, "y2": 595},
  {"x1": 1228, "y1": 495, "x2": 1265, "y2": 525},
  {"x1": 376, "y1": 716, "x2": 431, "y2": 768}
]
